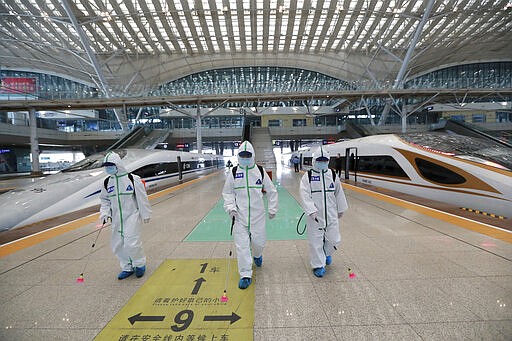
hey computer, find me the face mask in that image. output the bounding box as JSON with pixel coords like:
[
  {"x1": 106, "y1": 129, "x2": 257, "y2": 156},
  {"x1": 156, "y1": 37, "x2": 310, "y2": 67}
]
[
  {"x1": 239, "y1": 158, "x2": 253, "y2": 167},
  {"x1": 105, "y1": 165, "x2": 117, "y2": 175},
  {"x1": 316, "y1": 161, "x2": 329, "y2": 170}
]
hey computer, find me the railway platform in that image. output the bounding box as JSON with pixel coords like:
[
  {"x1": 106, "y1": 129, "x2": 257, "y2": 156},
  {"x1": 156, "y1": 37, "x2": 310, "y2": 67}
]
[{"x1": 1, "y1": 165, "x2": 511, "y2": 340}]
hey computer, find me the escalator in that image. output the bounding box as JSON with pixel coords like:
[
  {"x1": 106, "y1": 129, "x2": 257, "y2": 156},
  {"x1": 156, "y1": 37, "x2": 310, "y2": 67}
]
[
  {"x1": 432, "y1": 119, "x2": 512, "y2": 148},
  {"x1": 106, "y1": 126, "x2": 147, "y2": 151},
  {"x1": 131, "y1": 129, "x2": 170, "y2": 149},
  {"x1": 339, "y1": 121, "x2": 383, "y2": 139}
]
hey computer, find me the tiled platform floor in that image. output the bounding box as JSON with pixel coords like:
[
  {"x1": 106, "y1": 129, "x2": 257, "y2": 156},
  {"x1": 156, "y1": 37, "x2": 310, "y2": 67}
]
[{"x1": 1, "y1": 165, "x2": 511, "y2": 340}]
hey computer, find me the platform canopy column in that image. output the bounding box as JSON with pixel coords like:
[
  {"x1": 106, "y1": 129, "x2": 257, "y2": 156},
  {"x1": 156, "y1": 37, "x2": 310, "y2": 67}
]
[
  {"x1": 29, "y1": 108, "x2": 41, "y2": 175},
  {"x1": 196, "y1": 107, "x2": 202, "y2": 153}
]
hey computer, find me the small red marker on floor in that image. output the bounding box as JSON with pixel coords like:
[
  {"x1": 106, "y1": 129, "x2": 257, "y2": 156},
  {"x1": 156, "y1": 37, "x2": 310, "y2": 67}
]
[
  {"x1": 221, "y1": 290, "x2": 228, "y2": 302},
  {"x1": 76, "y1": 274, "x2": 84, "y2": 283},
  {"x1": 348, "y1": 268, "x2": 356, "y2": 278}
]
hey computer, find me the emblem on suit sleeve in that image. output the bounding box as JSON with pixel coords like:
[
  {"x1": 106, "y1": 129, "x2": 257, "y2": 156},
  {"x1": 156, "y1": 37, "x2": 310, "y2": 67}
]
[
  {"x1": 126, "y1": 184, "x2": 134, "y2": 191},
  {"x1": 329, "y1": 183, "x2": 334, "y2": 189},
  {"x1": 256, "y1": 179, "x2": 262, "y2": 185}
]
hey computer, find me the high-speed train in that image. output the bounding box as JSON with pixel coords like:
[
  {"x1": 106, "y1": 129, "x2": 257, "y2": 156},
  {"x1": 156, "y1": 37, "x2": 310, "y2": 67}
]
[
  {"x1": 0, "y1": 149, "x2": 224, "y2": 231},
  {"x1": 294, "y1": 133, "x2": 512, "y2": 218}
]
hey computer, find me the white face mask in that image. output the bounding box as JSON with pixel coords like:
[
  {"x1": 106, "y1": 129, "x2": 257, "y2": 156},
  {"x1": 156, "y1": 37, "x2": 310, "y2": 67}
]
[
  {"x1": 316, "y1": 161, "x2": 329, "y2": 170},
  {"x1": 239, "y1": 158, "x2": 253, "y2": 167},
  {"x1": 105, "y1": 165, "x2": 117, "y2": 175}
]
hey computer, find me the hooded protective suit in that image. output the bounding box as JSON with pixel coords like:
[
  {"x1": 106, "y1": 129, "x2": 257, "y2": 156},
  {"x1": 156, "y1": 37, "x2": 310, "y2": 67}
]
[
  {"x1": 299, "y1": 146, "x2": 348, "y2": 269},
  {"x1": 99, "y1": 151, "x2": 152, "y2": 272},
  {"x1": 222, "y1": 141, "x2": 278, "y2": 279}
]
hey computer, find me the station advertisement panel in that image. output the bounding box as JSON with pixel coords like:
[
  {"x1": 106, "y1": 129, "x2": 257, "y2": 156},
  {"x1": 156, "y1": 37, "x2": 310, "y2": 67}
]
[{"x1": 0, "y1": 77, "x2": 37, "y2": 94}]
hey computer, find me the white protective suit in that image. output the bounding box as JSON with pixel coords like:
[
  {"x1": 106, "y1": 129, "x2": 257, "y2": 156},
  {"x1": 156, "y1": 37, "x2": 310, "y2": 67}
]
[
  {"x1": 299, "y1": 146, "x2": 348, "y2": 269},
  {"x1": 222, "y1": 141, "x2": 279, "y2": 278},
  {"x1": 99, "y1": 151, "x2": 152, "y2": 272}
]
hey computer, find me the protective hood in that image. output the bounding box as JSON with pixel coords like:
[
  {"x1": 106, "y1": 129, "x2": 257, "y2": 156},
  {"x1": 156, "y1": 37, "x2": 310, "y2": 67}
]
[
  {"x1": 102, "y1": 151, "x2": 128, "y2": 173},
  {"x1": 237, "y1": 141, "x2": 255, "y2": 168},
  {"x1": 312, "y1": 146, "x2": 331, "y2": 171}
]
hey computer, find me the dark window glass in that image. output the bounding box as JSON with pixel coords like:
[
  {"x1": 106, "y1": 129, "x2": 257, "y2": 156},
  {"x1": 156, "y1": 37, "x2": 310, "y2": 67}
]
[
  {"x1": 415, "y1": 158, "x2": 466, "y2": 184},
  {"x1": 357, "y1": 156, "x2": 408, "y2": 178},
  {"x1": 132, "y1": 162, "x2": 179, "y2": 178},
  {"x1": 472, "y1": 114, "x2": 486, "y2": 123},
  {"x1": 293, "y1": 119, "x2": 306, "y2": 127},
  {"x1": 181, "y1": 161, "x2": 201, "y2": 171},
  {"x1": 303, "y1": 157, "x2": 313, "y2": 166}
]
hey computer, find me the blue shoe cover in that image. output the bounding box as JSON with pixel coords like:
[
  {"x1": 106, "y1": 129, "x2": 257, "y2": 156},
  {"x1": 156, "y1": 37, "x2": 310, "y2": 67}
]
[
  {"x1": 313, "y1": 267, "x2": 325, "y2": 277},
  {"x1": 238, "y1": 277, "x2": 252, "y2": 289},
  {"x1": 135, "y1": 265, "x2": 146, "y2": 278},
  {"x1": 326, "y1": 255, "x2": 332, "y2": 265},
  {"x1": 254, "y1": 256, "x2": 263, "y2": 267},
  {"x1": 118, "y1": 271, "x2": 134, "y2": 280}
]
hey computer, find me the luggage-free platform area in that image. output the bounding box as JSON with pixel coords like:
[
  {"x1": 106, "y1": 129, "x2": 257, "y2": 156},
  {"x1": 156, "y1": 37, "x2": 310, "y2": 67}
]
[{"x1": 1, "y1": 165, "x2": 511, "y2": 340}]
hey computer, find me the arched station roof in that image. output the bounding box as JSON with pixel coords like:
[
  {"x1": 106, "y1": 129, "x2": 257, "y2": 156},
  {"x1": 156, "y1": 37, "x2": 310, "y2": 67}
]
[{"x1": 1, "y1": 0, "x2": 511, "y2": 97}]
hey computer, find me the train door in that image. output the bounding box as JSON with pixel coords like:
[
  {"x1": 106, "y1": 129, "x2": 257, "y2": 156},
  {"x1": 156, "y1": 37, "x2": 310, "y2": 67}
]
[
  {"x1": 177, "y1": 156, "x2": 183, "y2": 180},
  {"x1": 344, "y1": 147, "x2": 358, "y2": 182}
]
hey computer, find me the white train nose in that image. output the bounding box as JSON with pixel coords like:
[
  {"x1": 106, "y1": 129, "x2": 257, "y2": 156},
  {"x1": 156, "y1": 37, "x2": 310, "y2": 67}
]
[{"x1": 0, "y1": 194, "x2": 33, "y2": 231}]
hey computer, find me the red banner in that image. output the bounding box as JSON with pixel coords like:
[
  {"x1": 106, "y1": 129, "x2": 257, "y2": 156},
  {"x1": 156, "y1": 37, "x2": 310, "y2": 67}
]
[{"x1": 0, "y1": 77, "x2": 37, "y2": 94}]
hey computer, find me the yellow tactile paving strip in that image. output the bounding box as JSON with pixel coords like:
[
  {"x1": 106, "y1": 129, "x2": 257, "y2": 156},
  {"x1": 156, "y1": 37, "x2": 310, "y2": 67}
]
[
  {"x1": 343, "y1": 183, "x2": 512, "y2": 244},
  {"x1": 2, "y1": 172, "x2": 510, "y2": 258},
  {"x1": 0, "y1": 172, "x2": 219, "y2": 258}
]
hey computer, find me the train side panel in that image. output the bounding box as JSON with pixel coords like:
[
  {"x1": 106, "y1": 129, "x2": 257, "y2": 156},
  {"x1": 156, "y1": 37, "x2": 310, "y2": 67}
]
[
  {"x1": 320, "y1": 135, "x2": 512, "y2": 218},
  {"x1": 0, "y1": 149, "x2": 223, "y2": 231}
]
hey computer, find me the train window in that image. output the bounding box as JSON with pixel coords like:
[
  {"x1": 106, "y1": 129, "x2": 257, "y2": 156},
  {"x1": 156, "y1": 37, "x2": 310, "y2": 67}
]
[
  {"x1": 415, "y1": 158, "x2": 466, "y2": 184},
  {"x1": 186, "y1": 161, "x2": 199, "y2": 170},
  {"x1": 303, "y1": 157, "x2": 313, "y2": 166},
  {"x1": 357, "y1": 156, "x2": 409, "y2": 178},
  {"x1": 132, "y1": 162, "x2": 179, "y2": 178}
]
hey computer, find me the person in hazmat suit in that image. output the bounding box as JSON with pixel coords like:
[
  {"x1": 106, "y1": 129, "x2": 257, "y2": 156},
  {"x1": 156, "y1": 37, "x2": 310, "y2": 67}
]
[
  {"x1": 222, "y1": 141, "x2": 279, "y2": 289},
  {"x1": 299, "y1": 146, "x2": 348, "y2": 277},
  {"x1": 99, "y1": 151, "x2": 152, "y2": 280}
]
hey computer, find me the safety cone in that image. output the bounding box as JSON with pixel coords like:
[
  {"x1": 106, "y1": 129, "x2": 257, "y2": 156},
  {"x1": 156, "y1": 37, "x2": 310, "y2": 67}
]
[
  {"x1": 221, "y1": 290, "x2": 228, "y2": 302},
  {"x1": 348, "y1": 267, "x2": 356, "y2": 278}
]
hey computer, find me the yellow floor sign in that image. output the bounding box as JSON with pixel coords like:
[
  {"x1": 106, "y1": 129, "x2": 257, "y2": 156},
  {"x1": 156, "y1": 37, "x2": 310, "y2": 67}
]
[{"x1": 95, "y1": 259, "x2": 254, "y2": 341}]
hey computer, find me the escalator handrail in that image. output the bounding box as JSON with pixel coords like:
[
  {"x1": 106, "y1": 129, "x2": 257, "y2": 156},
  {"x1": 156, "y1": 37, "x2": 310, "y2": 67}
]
[{"x1": 107, "y1": 125, "x2": 145, "y2": 150}]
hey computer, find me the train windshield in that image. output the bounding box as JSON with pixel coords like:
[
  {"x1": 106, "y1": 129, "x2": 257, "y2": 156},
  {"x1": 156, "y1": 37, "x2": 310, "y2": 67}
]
[
  {"x1": 61, "y1": 150, "x2": 128, "y2": 172},
  {"x1": 399, "y1": 133, "x2": 512, "y2": 171}
]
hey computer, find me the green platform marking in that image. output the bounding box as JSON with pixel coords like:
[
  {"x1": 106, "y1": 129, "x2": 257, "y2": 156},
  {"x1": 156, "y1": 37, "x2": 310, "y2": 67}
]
[
  {"x1": 95, "y1": 259, "x2": 254, "y2": 340},
  {"x1": 186, "y1": 184, "x2": 306, "y2": 241}
]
